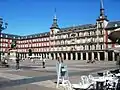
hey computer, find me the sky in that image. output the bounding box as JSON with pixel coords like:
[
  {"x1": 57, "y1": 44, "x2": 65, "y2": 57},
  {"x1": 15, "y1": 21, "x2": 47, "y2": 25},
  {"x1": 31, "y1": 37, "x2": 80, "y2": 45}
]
[{"x1": 0, "y1": 0, "x2": 120, "y2": 36}]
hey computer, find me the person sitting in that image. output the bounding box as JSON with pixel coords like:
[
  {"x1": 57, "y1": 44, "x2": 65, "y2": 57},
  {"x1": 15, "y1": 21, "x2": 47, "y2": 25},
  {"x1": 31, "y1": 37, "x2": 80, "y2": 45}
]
[
  {"x1": 87, "y1": 60, "x2": 91, "y2": 63},
  {"x1": 91, "y1": 59, "x2": 95, "y2": 63}
]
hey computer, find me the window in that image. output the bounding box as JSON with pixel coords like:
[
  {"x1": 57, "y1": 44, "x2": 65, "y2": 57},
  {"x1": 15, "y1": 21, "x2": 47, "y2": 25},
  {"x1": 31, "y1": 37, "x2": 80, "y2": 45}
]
[
  {"x1": 101, "y1": 45, "x2": 102, "y2": 49},
  {"x1": 5, "y1": 35, "x2": 8, "y2": 38},
  {"x1": 0, "y1": 34, "x2": 3, "y2": 37}
]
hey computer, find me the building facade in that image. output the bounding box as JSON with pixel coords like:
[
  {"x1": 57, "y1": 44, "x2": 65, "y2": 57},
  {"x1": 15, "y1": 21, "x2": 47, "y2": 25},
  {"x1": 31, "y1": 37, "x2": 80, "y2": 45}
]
[{"x1": 0, "y1": 0, "x2": 120, "y2": 61}]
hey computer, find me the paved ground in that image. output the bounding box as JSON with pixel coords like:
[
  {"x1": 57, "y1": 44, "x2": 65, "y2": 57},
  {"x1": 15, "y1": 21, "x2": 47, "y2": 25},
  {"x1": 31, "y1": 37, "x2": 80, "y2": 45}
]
[{"x1": 0, "y1": 59, "x2": 119, "y2": 90}]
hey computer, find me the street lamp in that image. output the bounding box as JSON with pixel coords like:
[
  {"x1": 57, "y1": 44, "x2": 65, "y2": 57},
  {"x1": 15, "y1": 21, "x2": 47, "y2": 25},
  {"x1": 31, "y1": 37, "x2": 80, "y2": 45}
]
[{"x1": 0, "y1": 17, "x2": 8, "y2": 63}]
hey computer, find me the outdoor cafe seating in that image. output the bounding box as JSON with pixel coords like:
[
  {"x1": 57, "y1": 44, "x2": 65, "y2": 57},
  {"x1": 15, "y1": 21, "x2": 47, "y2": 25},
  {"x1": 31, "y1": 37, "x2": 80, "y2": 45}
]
[{"x1": 63, "y1": 69, "x2": 120, "y2": 90}]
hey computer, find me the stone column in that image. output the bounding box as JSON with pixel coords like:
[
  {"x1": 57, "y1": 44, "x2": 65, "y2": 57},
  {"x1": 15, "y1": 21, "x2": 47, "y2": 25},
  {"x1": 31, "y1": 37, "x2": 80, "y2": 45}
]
[
  {"x1": 53, "y1": 53, "x2": 56, "y2": 60},
  {"x1": 22, "y1": 54, "x2": 23, "y2": 59},
  {"x1": 66, "y1": 53, "x2": 68, "y2": 60},
  {"x1": 21, "y1": 54, "x2": 22, "y2": 59},
  {"x1": 43, "y1": 53, "x2": 45, "y2": 58},
  {"x1": 86, "y1": 52, "x2": 88, "y2": 60},
  {"x1": 71, "y1": 53, "x2": 73, "y2": 60},
  {"x1": 97, "y1": 52, "x2": 100, "y2": 61},
  {"x1": 75, "y1": 52, "x2": 78, "y2": 60},
  {"x1": 23, "y1": 54, "x2": 25, "y2": 59},
  {"x1": 46, "y1": 53, "x2": 48, "y2": 58},
  {"x1": 49, "y1": 53, "x2": 51, "y2": 60},
  {"x1": 81, "y1": 52, "x2": 83, "y2": 60},
  {"x1": 92, "y1": 52, "x2": 94, "y2": 60},
  {"x1": 25, "y1": 53, "x2": 27, "y2": 58},
  {"x1": 57, "y1": 53, "x2": 59, "y2": 58},
  {"x1": 112, "y1": 52, "x2": 115, "y2": 61},
  {"x1": 61, "y1": 53, "x2": 64, "y2": 60},
  {"x1": 105, "y1": 52, "x2": 108, "y2": 61}
]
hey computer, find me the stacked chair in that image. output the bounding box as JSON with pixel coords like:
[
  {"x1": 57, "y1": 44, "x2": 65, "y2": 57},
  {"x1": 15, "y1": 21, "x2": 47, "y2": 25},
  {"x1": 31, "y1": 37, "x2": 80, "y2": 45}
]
[
  {"x1": 63, "y1": 69, "x2": 120, "y2": 90},
  {"x1": 71, "y1": 75, "x2": 95, "y2": 90}
]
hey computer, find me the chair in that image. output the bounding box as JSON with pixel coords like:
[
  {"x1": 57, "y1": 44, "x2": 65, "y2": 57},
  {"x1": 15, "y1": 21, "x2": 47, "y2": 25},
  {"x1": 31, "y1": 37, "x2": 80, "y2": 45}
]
[
  {"x1": 64, "y1": 80, "x2": 74, "y2": 90},
  {"x1": 88, "y1": 74, "x2": 96, "y2": 85},
  {"x1": 81, "y1": 75, "x2": 90, "y2": 84},
  {"x1": 72, "y1": 76, "x2": 92, "y2": 90},
  {"x1": 80, "y1": 75, "x2": 94, "y2": 89},
  {"x1": 88, "y1": 74, "x2": 94, "y2": 82},
  {"x1": 72, "y1": 81, "x2": 82, "y2": 89}
]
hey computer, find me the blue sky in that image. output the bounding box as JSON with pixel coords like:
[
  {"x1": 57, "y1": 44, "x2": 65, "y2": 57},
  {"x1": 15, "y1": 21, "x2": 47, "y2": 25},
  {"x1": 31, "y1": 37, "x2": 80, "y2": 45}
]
[{"x1": 0, "y1": 0, "x2": 120, "y2": 35}]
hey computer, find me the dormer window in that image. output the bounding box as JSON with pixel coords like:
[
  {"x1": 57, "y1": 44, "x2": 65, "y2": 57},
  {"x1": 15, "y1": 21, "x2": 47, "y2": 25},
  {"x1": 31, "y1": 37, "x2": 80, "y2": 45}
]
[
  {"x1": 115, "y1": 24, "x2": 118, "y2": 27},
  {"x1": 5, "y1": 35, "x2": 8, "y2": 38},
  {"x1": 0, "y1": 34, "x2": 3, "y2": 37}
]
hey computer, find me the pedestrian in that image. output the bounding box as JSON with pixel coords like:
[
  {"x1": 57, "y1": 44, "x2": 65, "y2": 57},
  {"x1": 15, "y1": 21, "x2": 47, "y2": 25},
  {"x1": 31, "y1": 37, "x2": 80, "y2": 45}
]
[
  {"x1": 16, "y1": 58, "x2": 19, "y2": 70},
  {"x1": 87, "y1": 60, "x2": 91, "y2": 63},
  {"x1": 91, "y1": 59, "x2": 95, "y2": 63},
  {"x1": 60, "y1": 56, "x2": 64, "y2": 63},
  {"x1": 42, "y1": 58, "x2": 46, "y2": 68},
  {"x1": 16, "y1": 53, "x2": 20, "y2": 70},
  {"x1": 57, "y1": 56, "x2": 61, "y2": 63}
]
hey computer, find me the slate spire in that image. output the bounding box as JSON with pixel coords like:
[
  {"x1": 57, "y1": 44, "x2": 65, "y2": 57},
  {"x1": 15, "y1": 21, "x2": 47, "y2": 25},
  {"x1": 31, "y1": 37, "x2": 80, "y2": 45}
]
[
  {"x1": 97, "y1": 0, "x2": 108, "y2": 21},
  {"x1": 50, "y1": 8, "x2": 59, "y2": 29}
]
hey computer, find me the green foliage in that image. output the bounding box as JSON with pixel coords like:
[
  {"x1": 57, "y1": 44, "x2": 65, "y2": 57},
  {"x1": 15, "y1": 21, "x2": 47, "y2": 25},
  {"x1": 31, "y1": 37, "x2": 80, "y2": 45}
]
[
  {"x1": 11, "y1": 40, "x2": 16, "y2": 48},
  {"x1": 28, "y1": 49, "x2": 32, "y2": 56}
]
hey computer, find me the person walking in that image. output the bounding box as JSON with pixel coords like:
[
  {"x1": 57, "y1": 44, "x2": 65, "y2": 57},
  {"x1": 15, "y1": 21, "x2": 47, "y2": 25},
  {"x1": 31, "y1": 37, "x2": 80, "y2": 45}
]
[
  {"x1": 15, "y1": 53, "x2": 20, "y2": 70},
  {"x1": 42, "y1": 58, "x2": 46, "y2": 68}
]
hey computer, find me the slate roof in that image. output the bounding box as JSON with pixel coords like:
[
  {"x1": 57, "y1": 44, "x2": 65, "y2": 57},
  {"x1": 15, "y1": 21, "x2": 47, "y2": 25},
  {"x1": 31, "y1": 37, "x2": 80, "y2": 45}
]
[
  {"x1": 1, "y1": 33, "x2": 21, "y2": 39},
  {"x1": 1, "y1": 21, "x2": 120, "y2": 39},
  {"x1": 24, "y1": 32, "x2": 50, "y2": 39},
  {"x1": 108, "y1": 31, "x2": 120, "y2": 43},
  {"x1": 106, "y1": 21, "x2": 120, "y2": 29},
  {"x1": 60, "y1": 24, "x2": 96, "y2": 31}
]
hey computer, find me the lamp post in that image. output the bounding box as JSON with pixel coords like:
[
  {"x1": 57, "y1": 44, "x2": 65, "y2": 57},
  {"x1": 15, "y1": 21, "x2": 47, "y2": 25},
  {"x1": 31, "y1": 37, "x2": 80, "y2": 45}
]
[{"x1": 0, "y1": 17, "x2": 8, "y2": 64}]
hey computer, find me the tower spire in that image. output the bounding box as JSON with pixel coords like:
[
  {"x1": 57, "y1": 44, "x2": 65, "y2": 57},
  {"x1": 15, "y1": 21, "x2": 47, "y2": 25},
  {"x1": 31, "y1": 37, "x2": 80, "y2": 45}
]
[
  {"x1": 54, "y1": 8, "x2": 57, "y2": 19},
  {"x1": 100, "y1": 0, "x2": 104, "y2": 17},
  {"x1": 50, "y1": 8, "x2": 59, "y2": 29},
  {"x1": 97, "y1": 0, "x2": 108, "y2": 21},
  {"x1": 100, "y1": 0, "x2": 104, "y2": 9}
]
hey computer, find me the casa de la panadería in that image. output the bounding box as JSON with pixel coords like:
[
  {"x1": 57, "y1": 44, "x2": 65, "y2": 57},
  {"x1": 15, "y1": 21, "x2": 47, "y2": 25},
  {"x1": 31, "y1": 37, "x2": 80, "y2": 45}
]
[{"x1": 0, "y1": 0, "x2": 120, "y2": 61}]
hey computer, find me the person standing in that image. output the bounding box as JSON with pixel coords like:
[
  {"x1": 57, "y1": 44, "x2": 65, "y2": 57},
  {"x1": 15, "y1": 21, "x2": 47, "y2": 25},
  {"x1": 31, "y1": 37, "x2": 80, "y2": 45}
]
[{"x1": 60, "y1": 56, "x2": 64, "y2": 63}]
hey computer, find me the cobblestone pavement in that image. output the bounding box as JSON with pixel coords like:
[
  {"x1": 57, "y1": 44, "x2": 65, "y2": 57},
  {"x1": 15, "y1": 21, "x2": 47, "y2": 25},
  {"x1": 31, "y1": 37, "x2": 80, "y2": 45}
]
[{"x1": 0, "y1": 60, "x2": 118, "y2": 90}]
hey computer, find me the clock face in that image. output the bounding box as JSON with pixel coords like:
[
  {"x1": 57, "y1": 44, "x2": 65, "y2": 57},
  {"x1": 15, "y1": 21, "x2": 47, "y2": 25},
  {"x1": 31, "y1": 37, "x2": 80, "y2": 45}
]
[{"x1": 100, "y1": 16, "x2": 102, "y2": 19}]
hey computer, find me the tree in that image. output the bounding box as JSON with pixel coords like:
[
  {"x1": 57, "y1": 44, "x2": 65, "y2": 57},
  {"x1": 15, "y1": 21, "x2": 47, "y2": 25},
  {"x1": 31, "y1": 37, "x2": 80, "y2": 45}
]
[{"x1": 11, "y1": 40, "x2": 16, "y2": 49}]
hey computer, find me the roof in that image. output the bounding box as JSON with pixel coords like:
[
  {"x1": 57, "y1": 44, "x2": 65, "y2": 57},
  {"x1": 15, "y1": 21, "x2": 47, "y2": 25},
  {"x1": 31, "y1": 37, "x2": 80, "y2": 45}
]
[
  {"x1": 60, "y1": 24, "x2": 96, "y2": 31},
  {"x1": 108, "y1": 30, "x2": 120, "y2": 42},
  {"x1": 1, "y1": 33, "x2": 21, "y2": 39},
  {"x1": 1, "y1": 32, "x2": 50, "y2": 39},
  {"x1": 106, "y1": 21, "x2": 120, "y2": 29},
  {"x1": 1, "y1": 20, "x2": 120, "y2": 39}
]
